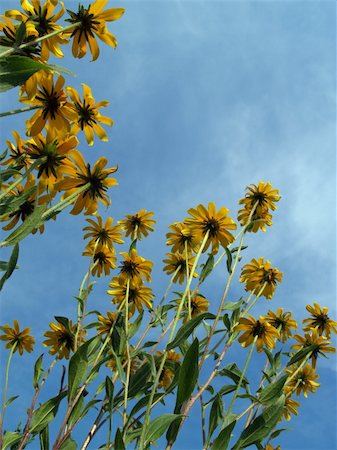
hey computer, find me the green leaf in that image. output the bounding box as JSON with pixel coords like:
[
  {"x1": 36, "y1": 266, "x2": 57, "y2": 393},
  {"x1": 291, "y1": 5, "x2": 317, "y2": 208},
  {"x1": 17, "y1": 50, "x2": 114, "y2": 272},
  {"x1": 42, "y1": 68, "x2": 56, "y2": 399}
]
[
  {"x1": 39, "y1": 425, "x2": 49, "y2": 450},
  {"x1": 176, "y1": 338, "x2": 199, "y2": 409},
  {"x1": 231, "y1": 395, "x2": 285, "y2": 449},
  {"x1": 30, "y1": 392, "x2": 67, "y2": 434},
  {"x1": 218, "y1": 363, "x2": 249, "y2": 386},
  {"x1": 211, "y1": 419, "x2": 236, "y2": 450},
  {"x1": 125, "y1": 394, "x2": 164, "y2": 428},
  {"x1": 258, "y1": 375, "x2": 288, "y2": 406},
  {"x1": 167, "y1": 313, "x2": 215, "y2": 349},
  {"x1": 2, "y1": 431, "x2": 22, "y2": 450},
  {"x1": 0, "y1": 243, "x2": 19, "y2": 290},
  {"x1": 59, "y1": 436, "x2": 77, "y2": 450},
  {"x1": 129, "y1": 312, "x2": 143, "y2": 338},
  {"x1": 68, "y1": 344, "x2": 88, "y2": 401},
  {"x1": 33, "y1": 354, "x2": 44, "y2": 388},
  {"x1": 67, "y1": 394, "x2": 84, "y2": 426},
  {"x1": 199, "y1": 253, "x2": 214, "y2": 283},
  {"x1": 15, "y1": 22, "x2": 27, "y2": 45},
  {"x1": 0, "y1": 205, "x2": 47, "y2": 247},
  {"x1": 222, "y1": 300, "x2": 243, "y2": 311},
  {"x1": 287, "y1": 344, "x2": 316, "y2": 366},
  {"x1": 225, "y1": 247, "x2": 233, "y2": 273},
  {"x1": 110, "y1": 348, "x2": 125, "y2": 383},
  {"x1": 223, "y1": 313, "x2": 231, "y2": 330},
  {"x1": 0, "y1": 185, "x2": 37, "y2": 216},
  {"x1": 5, "y1": 395, "x2": 19, "y2": 408},
  {"x1": 207, "y1": 394, "x2": 224, "y2": 442},
  {"x1": 0, "y1": 55, "x2": 48, "y2": 92},
  {"x1": 127, "y1": 362, "x2": 152, "y2": 399},
  {"x1": 105, "y1": 376, "x2": 114, "y2": 410},
  {"x1": 144, "y1": 414, "x2": 182, "y2": 447},
  {"x1": 270, "y1": 428, "x2": 290, "y2": 439},
  {"x1": 114, "y1": 428, "x2": 125, "y2": 450}
]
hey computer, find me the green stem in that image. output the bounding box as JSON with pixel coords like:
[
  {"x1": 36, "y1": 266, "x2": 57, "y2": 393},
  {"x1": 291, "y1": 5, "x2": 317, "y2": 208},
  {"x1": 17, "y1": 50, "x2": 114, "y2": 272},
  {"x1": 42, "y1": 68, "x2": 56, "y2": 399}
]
[
  {"x1": 0, "y1": 344, "x2": 16, "y2": 448},
  {"x1": 41, "y1": 183, "x2": 90, "y2": 221},
  {"x1": 0, "y1": 106, "x2": 40, "y2": 118},
  {"x1": 223, "y1": 336, "x2": 258, "y2": 426},
  {"x1": 0, "y1": 159, "x2": 42, "y2": 202},
  {"x1": 122, "y1": 279, "x2": 131, "y2": 434},
  {"x1": 0, "y1": 22, "x2": 81, "y2": 59},
  {"x1": 138, "y1": 231, "x2": 210, "y2": 450}
]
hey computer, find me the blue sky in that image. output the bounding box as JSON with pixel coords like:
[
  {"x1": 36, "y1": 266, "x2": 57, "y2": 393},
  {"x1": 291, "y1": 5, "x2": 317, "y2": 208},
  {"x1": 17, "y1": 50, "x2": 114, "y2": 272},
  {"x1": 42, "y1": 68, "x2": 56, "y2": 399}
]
[{"x1": 0, "y1": 1, "x2": 336, "y2": 449}]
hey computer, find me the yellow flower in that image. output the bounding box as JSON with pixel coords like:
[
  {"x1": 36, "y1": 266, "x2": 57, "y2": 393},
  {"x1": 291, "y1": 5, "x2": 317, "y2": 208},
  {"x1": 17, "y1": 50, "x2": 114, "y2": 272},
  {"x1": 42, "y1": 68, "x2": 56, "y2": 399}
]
[
  {"x1": 107, "y1": 277, "x2": 154, "y2": 314},
  {"x1": 23, "y1": 73, "x2": 73, "y2": 136},
  {"x1": 1, "y1": 131, "x2": 31, "y2": 168},
  {"x1": 263, "y1": 308, "x2": 297, "y2": 343},
  {"x1": 240, "y1": 257, "x2": 283, "y2": 299},
  {"x1": 83, "y1": 243, "x2": 117, "y2": 277},
  {"x1": 119, "y1": 209, "x2": 156, "y2": 241},
  {"x1": 66, "y1": 84, "x2": 113, "y2": 146},
  {"x1": 43, "y1": 320, "x2": 85, "y2": 359},
  {"x1": 118, "y1": 249, "x2": 153, "y2": 284},
  {"x1": 282, "y1": 387, "x2": 300, "y2": 421},
  {"x1": 0, "y1": 320, "x2": 35, "y2": 355},
  {"x1": 184, "y1": 202, "x2": 237, "y2": 254},
  {"x1": 163, "y1": 252, "x2": 198, "y2": 285},
  {"x1": 0, "y1": 16, "x2": 38, "y2": 58},
  {"x1": 83, "y1": 215, "x2": 124, "y2": 250},
  {"x1": 302, "y1": 303, "x2": 337, "y2": 338},
  {"x1": 25, "y1": 127, "x2": 79, "y2": 193},
  {"x1": 234, "y1": 314, "x2": 279, "y2": 352},
  {"x1": 237, "y1": 205, "x2": 273, "y2": 233},
  {"x1": 56, "y1": 150, "x2": 118, "y2": 215},
  {"x1": 166, "y1": 222, "x2": 200, "y2": 253},
  {"x1": 96, "y1": 311, "x2": 118, "y2": 336},
  {"x1": 175, "y1": 292, "x2": 209, "y2": 323},
  {"x1": 285, "y1": 363, "x2": 320, "y2": 398},
  {"x1": 155, "y1": 350, "x2": 181, "y2": 389},
  {"x1": 239, "y1": 182, "x2": 281, "y2": 212},
  {"x1": 291, "y1": 329, "x2": 336, "y2": 369},
  {"x1": 64, "y1": 1, "x2": 125, "y2": 61},
  {"x1": 5, "y1": 0, "x2": 67, "y2": 60},
  {"x1": 264, "y1": 445, "x2": 281, "y2": 450}
]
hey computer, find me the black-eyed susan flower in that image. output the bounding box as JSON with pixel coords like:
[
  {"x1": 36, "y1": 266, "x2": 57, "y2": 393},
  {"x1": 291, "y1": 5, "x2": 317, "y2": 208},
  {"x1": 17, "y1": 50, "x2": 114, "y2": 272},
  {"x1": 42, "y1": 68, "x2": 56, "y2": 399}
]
[
  {"x1": 291, "y1": 329, "x2": 336, "y2": 369},
  {"x1": 163, "y1": 252, "x2": 197, "y2": 285},
  {"x1": 96, "y1": 311, "x2": 118, "y2": 336},
  {"x1": 64, "y1": 1, "x2": 125, "y2": 61},
  {"x1": 0, "y1": 16, "x2": 39, "y2": 58},
  {"x1": 285, "y1": 363, "x2": 320, "y2": 398},
  {"x1": 234, "y1": 315, "x2": 279, "y2": 352},
  {"x1": 239, "y1": 181, "x2": 281, "y2": 212},
  {"x1": 23, "y1": 74, "x2": 73, "y2": 136},
  {"x1": 43, "y1": 320, "x2": 85, "y2": 359},
  {"x1": 237, "y1": 206, "x2": 273, "y2": 233},
  {"x1": 240, "y1": 257, "x2": 283, "y2": 299},
  {"x1": 302, "y1": 303, "x2": 337, "y2": 338},
  {"x1": 119, "y1": 209, "x2": 156, "y2": 241},
  {"x1": 118, "y1": 249, "x2": 153, "y2": 284},
  {"x1": 56, "y1": 150, "x2": 118, "y2": 215},
  {"x1": 0, "y1": 320, "x2": 35, "y2": 355},
  {"x1": 107, "y1": 277, "x2": 154, "y2": 313},
  {"x1": 155, "y1": 350, "x2": 181, "y2": 389},
  {"x1": 66, "y1": 84, "x2": 113, "y2": 146},
  {"x1": 174, "y1": 292, "x2": 209, "y2": 322},
  {"x1": 184, "y1": 202, "x2": 237, "y2": 254},
  {"x1": 166, "y1": 221, "x2": 200, "y2": 253},
  {"x1": 282, "y1": 387, "x2": 300, "y2": 421},
  {"x1": 264, "y1": 308, "x2": 297, "y2": 343},
  {"x1": 25, "y1": 127, "x2": 79, "y2": 193},
  {"x1": 83, "y1": 215, "x2": 124, "y2": 250},
  {"x1": 5, "y1": 0, "x2": 67, "y2": 60},
  {"x1": 1, "y1": 130, "x2": 31, "y2": 168},
  {"x1": 83, "y1": 243, "x2": 117, "y2": 277}
]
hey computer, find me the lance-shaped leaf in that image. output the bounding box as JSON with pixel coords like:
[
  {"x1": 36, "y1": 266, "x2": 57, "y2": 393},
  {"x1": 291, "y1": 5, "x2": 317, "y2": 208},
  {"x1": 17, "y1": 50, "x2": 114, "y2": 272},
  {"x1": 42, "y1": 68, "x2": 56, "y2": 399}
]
[
  {"x1": 127, "y1": 362, "x2": 152, "y2": 399},
  {"x1": 258, "y1": 375, "x2": 288, "y2": 406},
  {"x1": 212, "y1": 419, "x2": 236, "y2": 450},
  {"x1": 39, "y1": 425, "x2": 49, "y2": 450},
  {"x1": 207, "y1": 394, "x2": 224, "y2": 443},
  {"x1": 2, "y1": 431, "x2": 22, "y2": 450},
  {"x1": 33, "y1": 354, "x2": 44, "y2": 388},
  {"x1": 0, "y1": 243, "x2": 19, "y2": 290},
  {"x1": 0, "y1": 55, "x2": 48, "y2": 92},
  {"x1": 231, "y1": 395, "x2": 285, "y2": 449},
  {"x1": 218, "y1": 363, "x2": 249, "y2": 387},
  {"x1": 68, "y1": 345, "x2": 88, "y2": 401},
  {"x1": 199, "y1": 253, "x2": 214, "y2": 283},
  {"x1": 105, "y1": 376, "x2": 114, "y2": 410},
  {"x1": 59, "y1": 436, "x2": 77, "y2": 450},
  {"x1": 129, "y1": 312, "x2": 143, "y2": 338},
  {"x1": 30, "y1": 392, "x2": 67, "y2": 434},
  {"x1": 176, "y1": 338, "x2": 199, "y2": 409},
  {"x1": 225, "y1": 247, "x2": 233, "y2": 273},
  {"x1": 287, "y1": 344, "x2": 317, "y2": 367},
  {"x1": 0, "y1": 185, "x2": 37, "y2": 216},
  {"x1": 144, "y1": 414, "x2": 183, "y2": 447},
  {"x1": 114, "y1": 428, "x2": 125, "y2": 450},
  {"x1": 167, "y1": 313, "x2": 215, "y2": 349}
]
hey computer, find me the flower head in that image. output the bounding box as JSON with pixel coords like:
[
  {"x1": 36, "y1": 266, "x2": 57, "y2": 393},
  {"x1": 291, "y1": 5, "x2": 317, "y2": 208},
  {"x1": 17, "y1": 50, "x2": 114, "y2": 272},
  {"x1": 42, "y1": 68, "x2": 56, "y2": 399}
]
[
  {"x1": 166, "y1": 222, "x2": 200, "y2": 253},
  {"x1": 302, "y1": 303, "x2": 337, "y2": 338},
  {"x1": 1, "y1": 130, "x2": 31, "y2": 168},
  {"x1": 184, "y1": 202, "x2": 237, "y2": 254},
  {"x1": 240, "y1": 257, "x2": 283, "y2": 299},
  {"x1": 234, "y1": 314, "x2": 279, "y2": 352},
  {"x1": 96, "y1": 311, "x2": 118, "y2": 336},
  {"x1": 155, "y1": 350, "x2": 181, "y2": 389},
  {"x1": 291, "y1": 329, "x2": 336, "y2": 369},
  {"x1": 107, "y1": 277, "x2": 154, "y2": 314},
  {"x1": 119, "y1": 209, "x2": 156, "y2": 241},
  {"x1": 163, "y1": 252, "x2": 197, "y2": 285},
  {"x1": 237, "y1": 206, "x2": 273, "y2": 233},
  {"x1": 83, "y1": 215, "x2": 124, "y2": 250},
  {"x1": 65, "y1": 1, "x2": 125, "y2": 61},
  {"x1": 66, "y1": 84, "x2": 113, "y2": 146},
  {"x1": 56, "y1": 150, "x2": 118, "y2": 215},
  {"x1": 282, "y1": 387, "x2": 300, "y2": 421},
  {"x1": 83, "y1": 243, "x2": 117, "y2": 277},
  {"x1": 118, "y1": 249, "x2": 153, "y2": 284},
  {"x1": 43, "y1": 320, "x2": 85, "y2": 359},
  {"x1": 239, "y1": 182, "x2": 281, "y2": 212},
  {"x1": 175, "y1": 292, "x2": 209, "y2": 323},
  {"x1": 264, "y1": 308, "x2": 297, "y2": 343},
  {"x1": 285, "y1": 363, "x2": 320, "y2": 398},
  {"x1": 0, "y1": 320, "x2": 35, "y2": 355},
  {"x1": 0, "y1": 16, "x2": 39, "y2": 58}
]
